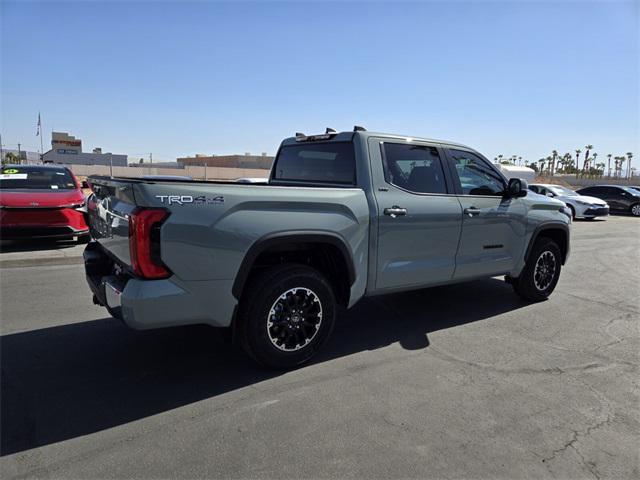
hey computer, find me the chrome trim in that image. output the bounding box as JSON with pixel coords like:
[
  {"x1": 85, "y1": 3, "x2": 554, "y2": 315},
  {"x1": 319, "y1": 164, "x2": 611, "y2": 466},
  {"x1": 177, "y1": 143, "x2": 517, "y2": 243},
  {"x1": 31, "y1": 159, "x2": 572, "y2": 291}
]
[{"x1": 105, "y1": 281, "x2": 122, "y2": 309}]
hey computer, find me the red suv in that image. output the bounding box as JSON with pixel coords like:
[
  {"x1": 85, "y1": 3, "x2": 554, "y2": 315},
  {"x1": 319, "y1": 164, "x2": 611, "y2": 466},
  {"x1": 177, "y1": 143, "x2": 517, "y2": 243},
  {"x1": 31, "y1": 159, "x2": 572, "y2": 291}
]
[{"x1": 0, "y1": 165, "x2": 90, "y2": 242}]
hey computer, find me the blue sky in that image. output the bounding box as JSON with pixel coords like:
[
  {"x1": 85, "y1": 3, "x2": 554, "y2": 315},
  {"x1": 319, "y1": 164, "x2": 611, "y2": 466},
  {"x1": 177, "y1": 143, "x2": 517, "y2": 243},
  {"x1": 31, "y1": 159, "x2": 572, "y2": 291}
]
[{"x1": 1, "y1": 0, "x2": 638, "y2": 163}]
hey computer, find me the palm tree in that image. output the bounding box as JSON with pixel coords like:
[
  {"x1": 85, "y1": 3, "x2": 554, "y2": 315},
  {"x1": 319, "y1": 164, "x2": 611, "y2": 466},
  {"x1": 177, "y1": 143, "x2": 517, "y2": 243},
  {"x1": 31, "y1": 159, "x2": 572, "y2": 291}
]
[
  {"x1": 4, "y1": 152, "x2": 20, "y2": 165},
  {"x1": 626, "y1": 152, "x2": 634, "y2": 179},
  {"x1": 518, "y1": 156, "x2": 522, "y2": 166},
  {"x1": 614, "y1": 156, "x2": 626, "y2": 178},
  {"x1": 498, "y1": 154, "x2": 503, "y2": 164},
  {"x1": 575, "y1": 149, "x2": 582, "y2": 178},
  {"x1": 538, "y1": 158, "x2": 546, "y2": 174},
  {"x1": 550, "y1": 150, "x2": 558, "y2": 176},
  {"x1": 590, "y1": 153, "x2": 598, "y2": 178},
  {"x1": 607, "y1": 154, "x2": 612, "y2": 177},
  {"x1": 584, "y1": 145, "x2": 593, "y2": 172},
  {"x1": 561, "y1": 152, "x2": 572, "y2": 173}
]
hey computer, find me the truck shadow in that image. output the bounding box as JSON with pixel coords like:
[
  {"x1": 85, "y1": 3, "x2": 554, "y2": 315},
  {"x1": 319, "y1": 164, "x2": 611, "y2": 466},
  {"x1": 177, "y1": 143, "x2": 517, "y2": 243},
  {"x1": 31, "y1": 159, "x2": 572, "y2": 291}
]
[{"x1": 1, "y1": 278, "x2": 526, "y2": 456}]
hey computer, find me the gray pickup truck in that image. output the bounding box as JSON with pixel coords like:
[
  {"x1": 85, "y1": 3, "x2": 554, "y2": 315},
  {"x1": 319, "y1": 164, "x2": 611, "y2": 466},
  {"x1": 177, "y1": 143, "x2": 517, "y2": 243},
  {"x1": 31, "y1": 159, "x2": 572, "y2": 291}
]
[{"x1": 84, "y1": 127, "x2": 570, "y2": 368}]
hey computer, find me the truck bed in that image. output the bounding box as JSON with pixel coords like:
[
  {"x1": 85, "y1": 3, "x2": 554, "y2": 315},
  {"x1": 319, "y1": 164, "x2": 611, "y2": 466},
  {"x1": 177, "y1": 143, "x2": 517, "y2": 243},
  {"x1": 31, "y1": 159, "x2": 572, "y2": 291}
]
[{"x1": 85, "y1": 175, "x2": 371, "y2": 328}]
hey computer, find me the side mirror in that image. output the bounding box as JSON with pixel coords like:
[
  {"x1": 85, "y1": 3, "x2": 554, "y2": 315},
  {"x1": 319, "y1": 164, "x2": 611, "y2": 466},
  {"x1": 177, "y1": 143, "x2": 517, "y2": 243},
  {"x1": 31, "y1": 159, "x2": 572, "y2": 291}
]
[
  {"x1": 546, "y1": 192, "x2": 555, "y2": 198},
  {"x1": 81, "y1": 180, "x2": 89, "y2": 189},
  {"x1": 507, "y1": 178, "x2": 528, "y2": 198}
]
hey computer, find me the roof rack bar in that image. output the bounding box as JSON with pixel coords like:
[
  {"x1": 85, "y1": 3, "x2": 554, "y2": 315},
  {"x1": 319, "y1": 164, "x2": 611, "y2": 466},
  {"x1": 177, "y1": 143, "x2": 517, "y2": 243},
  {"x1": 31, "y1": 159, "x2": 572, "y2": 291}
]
[
  {"x1": 325, "y1": 127, "x2": 337, "y2": 134},
  {"x1": 353, "y1": 125, "x2": 367, "y2": 132}
]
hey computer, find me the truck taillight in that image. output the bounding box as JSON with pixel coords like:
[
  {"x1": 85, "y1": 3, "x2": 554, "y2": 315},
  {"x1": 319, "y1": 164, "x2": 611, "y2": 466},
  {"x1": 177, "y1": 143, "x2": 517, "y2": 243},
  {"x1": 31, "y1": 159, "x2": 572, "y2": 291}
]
[{"x1": 129, "y1": 208, "x2": 171, "y2": 279}]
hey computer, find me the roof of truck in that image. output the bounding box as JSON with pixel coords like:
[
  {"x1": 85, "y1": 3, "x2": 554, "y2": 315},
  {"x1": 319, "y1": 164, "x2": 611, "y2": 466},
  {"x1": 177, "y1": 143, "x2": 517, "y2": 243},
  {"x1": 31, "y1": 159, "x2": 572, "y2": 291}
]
[{"x1": 281, "y1": 130, "x2": 473, "y2": 150}]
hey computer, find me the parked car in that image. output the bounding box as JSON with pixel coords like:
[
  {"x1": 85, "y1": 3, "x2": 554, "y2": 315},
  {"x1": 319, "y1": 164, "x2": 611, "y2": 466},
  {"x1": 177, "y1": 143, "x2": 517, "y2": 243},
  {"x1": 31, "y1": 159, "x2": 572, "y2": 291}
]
[
  {"x1": 84, "y1": 128, "x2": 570, "y2": 368},
  {"x1": 575, "y1": 185, "x2": 640, "y2": 217},
  {"x1": 0, "y1": 164, "x2": 90, "y2": 241},
  {"x1": 528, "y1": 183, "x2": 609, "y2": 219}
]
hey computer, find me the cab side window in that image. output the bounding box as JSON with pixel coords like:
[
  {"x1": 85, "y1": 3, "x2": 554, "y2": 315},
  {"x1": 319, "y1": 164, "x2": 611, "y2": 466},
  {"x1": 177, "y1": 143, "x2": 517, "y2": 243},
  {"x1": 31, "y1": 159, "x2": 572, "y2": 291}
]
[
  {"x1": 381, "y1": 143, "x2": 448, "y2": 194},
  {"x1": 448, "y1": 149, "x2": 505, "y2": 196}
]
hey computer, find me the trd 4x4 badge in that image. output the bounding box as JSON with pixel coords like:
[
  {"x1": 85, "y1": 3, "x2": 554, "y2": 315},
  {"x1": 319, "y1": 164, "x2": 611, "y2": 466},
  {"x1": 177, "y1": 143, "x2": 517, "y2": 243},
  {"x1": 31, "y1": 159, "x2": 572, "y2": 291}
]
[{"x1": 155, "y1": 195, "x2": 224, "y2": 205}]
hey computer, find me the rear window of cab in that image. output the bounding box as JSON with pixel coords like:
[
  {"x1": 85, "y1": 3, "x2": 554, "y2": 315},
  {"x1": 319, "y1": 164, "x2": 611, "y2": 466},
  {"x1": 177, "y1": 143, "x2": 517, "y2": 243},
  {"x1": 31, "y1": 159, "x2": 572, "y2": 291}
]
[{"x1": 271, "y1": 142, "x2": 356, "y2": 185}]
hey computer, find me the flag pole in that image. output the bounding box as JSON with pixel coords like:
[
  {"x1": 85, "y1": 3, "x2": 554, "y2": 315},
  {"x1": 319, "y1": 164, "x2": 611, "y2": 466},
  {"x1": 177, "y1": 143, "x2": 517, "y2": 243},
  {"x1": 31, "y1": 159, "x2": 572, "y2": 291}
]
[
  {"x1": 39, "y1": 123, "x2": 44, "y2": 158},
  {"x1": 36, "y1": 112, "x2": 44, "y2": 162}
]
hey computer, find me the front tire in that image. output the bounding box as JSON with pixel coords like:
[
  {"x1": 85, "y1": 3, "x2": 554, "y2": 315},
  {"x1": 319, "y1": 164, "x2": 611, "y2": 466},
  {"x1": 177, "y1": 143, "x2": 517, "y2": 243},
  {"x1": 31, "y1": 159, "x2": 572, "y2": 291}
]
[
  {"x1": 630, "y1": 203, "x2": 640, "y2": 217},
  {"x1": 237, "y1": 265, "x2": 336, "y2": 369},
  {"x1": 512, "y1": 238, "x2": 562, "y2": 301}
]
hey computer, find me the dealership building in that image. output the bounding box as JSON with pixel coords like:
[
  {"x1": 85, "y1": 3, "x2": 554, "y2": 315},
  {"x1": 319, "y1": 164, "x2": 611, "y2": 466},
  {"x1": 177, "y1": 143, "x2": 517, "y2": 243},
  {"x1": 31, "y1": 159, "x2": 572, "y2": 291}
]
[{"x1": 42, "y1": 132, "x2": 127, "y2": 166}]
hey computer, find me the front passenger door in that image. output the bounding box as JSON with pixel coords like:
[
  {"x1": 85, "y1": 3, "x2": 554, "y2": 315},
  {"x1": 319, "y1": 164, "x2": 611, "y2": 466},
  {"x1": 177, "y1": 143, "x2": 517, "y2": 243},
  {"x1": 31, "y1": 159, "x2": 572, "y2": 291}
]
[{"x1": 446, "y1": 149, "x2": 527, "y2": 280}]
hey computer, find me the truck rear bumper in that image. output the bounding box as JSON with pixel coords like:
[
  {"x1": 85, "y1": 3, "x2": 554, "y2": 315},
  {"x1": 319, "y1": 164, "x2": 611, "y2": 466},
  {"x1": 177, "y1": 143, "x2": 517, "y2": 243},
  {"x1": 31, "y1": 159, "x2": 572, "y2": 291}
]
[{"x1": 84, "y1": 242, "x2": 237, "y2": 329}]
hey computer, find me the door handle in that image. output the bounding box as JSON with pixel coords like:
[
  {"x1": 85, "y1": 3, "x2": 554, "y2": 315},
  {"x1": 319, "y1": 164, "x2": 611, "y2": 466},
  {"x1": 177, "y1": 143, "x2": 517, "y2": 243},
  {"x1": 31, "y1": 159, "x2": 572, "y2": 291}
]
[
  {"x1": 464, "y1": 207, "x2": 481, "y2": 217},
  {"x1": 384, "y1": 206, "x2": 407, "y2": 218}
]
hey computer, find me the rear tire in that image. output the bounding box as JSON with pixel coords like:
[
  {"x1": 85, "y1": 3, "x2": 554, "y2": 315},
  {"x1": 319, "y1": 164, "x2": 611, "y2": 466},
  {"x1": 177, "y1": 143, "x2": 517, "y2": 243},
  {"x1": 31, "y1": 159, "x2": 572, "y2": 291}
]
[
  {"x1": 237, "y1": 264, "x2": 336, "y2": 369},
  {"x1": 512, "y1": 238, "x2": 562, "y2": 302},
  {"x1": 630, "y1": 203, "x2": 640, "y2": 217}
]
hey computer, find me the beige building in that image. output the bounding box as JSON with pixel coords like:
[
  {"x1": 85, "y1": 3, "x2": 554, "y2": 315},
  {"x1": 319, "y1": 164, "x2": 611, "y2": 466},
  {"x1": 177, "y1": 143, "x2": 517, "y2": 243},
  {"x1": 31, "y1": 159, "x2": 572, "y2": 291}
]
[
  {"x1": 177, "y1": 152, "x2": 274, "y2": 169},
  {"x1": 42, "y1": 131, "x2": 127, "y2": 166}
]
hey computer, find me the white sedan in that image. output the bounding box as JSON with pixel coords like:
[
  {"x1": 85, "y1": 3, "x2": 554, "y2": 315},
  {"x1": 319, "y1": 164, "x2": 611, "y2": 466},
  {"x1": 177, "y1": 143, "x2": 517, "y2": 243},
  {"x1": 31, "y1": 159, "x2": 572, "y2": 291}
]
[{"x1": 529, "y1": 184, "x2": 609, "y2": 219}]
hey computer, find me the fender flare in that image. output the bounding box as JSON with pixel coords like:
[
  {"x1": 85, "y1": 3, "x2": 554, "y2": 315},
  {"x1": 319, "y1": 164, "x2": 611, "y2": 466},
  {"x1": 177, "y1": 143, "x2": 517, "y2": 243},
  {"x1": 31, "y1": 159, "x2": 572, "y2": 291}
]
[
  {"x1": 524, "y1": 222, "x2": 570, "y2": 265},
  {"x1": 232, "y1": 231, "x2": 356, "y2": 300}
]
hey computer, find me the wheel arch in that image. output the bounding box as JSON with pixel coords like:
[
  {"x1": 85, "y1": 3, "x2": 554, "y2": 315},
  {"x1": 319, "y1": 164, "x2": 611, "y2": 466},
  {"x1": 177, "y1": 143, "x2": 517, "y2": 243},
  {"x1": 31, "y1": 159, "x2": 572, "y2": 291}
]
[
  {"x1": 525, "y1": 223, "x2": 570, "y2": 265},
  {"x1": 232, "y1": 231, "x2": 356, "y2": 306}
]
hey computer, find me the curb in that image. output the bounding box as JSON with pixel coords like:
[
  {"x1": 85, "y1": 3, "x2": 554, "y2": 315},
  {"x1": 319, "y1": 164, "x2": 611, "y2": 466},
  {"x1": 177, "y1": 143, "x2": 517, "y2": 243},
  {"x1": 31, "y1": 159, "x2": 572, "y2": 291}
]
[{"x1": 0, "y1": 255, "x2": 84, "y2": 269}]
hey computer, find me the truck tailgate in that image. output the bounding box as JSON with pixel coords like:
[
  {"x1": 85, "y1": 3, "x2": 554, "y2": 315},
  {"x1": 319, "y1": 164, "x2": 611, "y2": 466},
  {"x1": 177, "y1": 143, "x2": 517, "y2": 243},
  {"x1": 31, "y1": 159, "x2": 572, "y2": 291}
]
[{"x1": 86, "y1": 177, "x2": 139, "y2": 267}]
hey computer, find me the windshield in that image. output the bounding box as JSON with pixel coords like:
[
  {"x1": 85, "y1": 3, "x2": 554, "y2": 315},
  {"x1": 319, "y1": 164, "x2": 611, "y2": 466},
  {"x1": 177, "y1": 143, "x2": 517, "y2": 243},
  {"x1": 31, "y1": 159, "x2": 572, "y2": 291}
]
[
  {"x1": 620, "y1": 186, "x2": 640, "y2": 194},
  {"x1": 549, "y1": 186, "x2": 578, "y2": 196},
  {"x1": 0, "y1": 167, "x2": 77, "y2": 190}
]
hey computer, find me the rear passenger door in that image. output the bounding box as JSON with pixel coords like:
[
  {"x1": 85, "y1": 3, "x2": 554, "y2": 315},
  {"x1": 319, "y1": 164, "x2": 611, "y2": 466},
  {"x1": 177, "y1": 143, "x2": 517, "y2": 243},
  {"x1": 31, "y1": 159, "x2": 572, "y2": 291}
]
[
  {"x1": 369, "y1": 138, "x2": 463, "y2": 291},
  {"x1": 445, "y1": 148, "x2": 527, "y2": 280}
]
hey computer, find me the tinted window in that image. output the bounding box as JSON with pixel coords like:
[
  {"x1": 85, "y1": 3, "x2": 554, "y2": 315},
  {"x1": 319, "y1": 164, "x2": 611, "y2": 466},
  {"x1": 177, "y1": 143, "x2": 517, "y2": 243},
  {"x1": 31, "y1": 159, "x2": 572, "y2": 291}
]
[
  {"x1": 272, "y1": 142, "x2": 355, "y2": 185},
  {"x1": 607, "y1": 187, "x2": 626, "y2": 197},
  {"x1": 381, "y1": 143, "x2": 447, "y2": 194},
  {"x1": 448, "y1": 149, "x2": 505, "y2": 195},
  {"x1": 0, "y1": 167, "x2": 76, "y2": 190},
  {"x1": 529, "y1": 185, "x2": 540, "y2": 193}
]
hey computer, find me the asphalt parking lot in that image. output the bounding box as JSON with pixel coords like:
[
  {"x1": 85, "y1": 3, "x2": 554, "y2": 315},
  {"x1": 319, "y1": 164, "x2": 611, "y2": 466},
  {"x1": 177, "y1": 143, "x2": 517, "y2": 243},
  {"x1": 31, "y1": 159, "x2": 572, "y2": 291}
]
[{"x1": 1, "y1": 216, "x2": 638, "y2": 479}]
